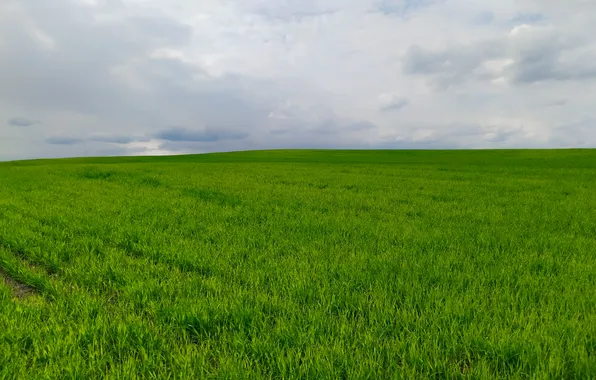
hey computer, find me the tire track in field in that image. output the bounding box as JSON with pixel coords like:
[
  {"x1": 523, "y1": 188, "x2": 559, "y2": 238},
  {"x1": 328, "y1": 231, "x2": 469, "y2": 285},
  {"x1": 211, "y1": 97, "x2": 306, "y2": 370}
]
[
  {"x1": 0, "y1": 243, "x2": 56, "y2": 300},
  {"x1": 0, "y1": 223, "x2": 201, "y2": 305},
  {"x1": 0, "y1": 203, "x2": 220, "y2": 344},
  {"x1": 0, "y1": 266, "x2": 37, "y2": 299},
  {"x1": 0, "y1": 233, "x2": 124, "y2": 305},
  {"x1": 0, "y1": 239, "x2": 153, "y2": 319}
]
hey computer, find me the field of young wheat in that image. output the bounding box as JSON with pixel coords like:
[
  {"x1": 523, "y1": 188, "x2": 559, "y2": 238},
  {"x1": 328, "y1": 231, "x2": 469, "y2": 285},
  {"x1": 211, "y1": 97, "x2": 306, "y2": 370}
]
[{"x1": 0, "y1": 150, "x2": 595, "y2": 379}]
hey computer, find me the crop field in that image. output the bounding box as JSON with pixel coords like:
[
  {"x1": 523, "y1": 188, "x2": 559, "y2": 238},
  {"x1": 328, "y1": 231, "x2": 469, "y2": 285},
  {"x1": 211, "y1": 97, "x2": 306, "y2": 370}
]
[{"x1": 0, "y1": 149, "x2": 595, "y2": 379}]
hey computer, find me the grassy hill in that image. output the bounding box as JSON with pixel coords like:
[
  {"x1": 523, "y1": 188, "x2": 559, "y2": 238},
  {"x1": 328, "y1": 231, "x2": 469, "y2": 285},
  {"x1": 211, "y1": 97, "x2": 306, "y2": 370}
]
[{"x1": 1, "y1": 149, "x2": 595, "y2": 378}]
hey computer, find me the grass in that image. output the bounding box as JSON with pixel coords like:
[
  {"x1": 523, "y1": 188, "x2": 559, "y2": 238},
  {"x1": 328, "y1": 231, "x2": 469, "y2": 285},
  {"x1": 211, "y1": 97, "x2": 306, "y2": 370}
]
[{"x1": 0, "y1": 149, "x2": 595, "y2": 379}]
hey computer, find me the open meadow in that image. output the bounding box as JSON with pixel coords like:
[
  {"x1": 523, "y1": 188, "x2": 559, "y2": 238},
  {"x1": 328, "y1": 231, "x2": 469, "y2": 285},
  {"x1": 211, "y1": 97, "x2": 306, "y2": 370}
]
[{"x1": 0, "y1": 149, "x2": 595, "y2": 379}]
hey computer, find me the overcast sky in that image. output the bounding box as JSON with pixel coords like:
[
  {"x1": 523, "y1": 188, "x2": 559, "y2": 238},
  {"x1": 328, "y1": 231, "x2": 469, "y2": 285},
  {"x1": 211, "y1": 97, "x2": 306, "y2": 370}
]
[{"x1": 1, "y1": 0, "x2": 595, "y2": 160}]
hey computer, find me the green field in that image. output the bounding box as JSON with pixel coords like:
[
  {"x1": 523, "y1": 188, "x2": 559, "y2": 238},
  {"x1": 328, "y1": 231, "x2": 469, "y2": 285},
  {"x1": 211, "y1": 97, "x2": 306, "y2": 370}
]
[{"x1": 1, "y1": 149, "x2": 595, "y2": 379}]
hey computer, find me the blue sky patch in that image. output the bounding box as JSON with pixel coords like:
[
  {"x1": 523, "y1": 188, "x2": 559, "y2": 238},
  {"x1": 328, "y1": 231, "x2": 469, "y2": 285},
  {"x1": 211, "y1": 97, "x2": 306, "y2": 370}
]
[{"x1": 510, "y1": 12, "x2": 545, "y2": 25}]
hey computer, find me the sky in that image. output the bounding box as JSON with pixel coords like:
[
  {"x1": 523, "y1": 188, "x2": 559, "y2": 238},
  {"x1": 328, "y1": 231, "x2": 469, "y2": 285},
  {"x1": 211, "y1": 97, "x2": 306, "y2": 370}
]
[{"x1": 1, "y1": 0, "x2": 595, "y2": 160}]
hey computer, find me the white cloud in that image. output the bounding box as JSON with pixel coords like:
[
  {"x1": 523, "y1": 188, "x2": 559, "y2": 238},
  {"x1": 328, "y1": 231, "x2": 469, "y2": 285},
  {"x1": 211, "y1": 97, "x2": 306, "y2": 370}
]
[
  {"x1": 0, "y1": 0, "x2": 595, "y2": 160},
  {"x1": 125, "y1": 139, "x2": 186, "y2": 156}
]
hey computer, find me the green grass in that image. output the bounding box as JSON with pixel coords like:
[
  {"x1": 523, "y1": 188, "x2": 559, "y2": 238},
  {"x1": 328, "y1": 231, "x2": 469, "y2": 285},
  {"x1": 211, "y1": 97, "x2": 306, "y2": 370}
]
[{"x1": 0, "y1": 149, "x2": 595, "y2": 379}]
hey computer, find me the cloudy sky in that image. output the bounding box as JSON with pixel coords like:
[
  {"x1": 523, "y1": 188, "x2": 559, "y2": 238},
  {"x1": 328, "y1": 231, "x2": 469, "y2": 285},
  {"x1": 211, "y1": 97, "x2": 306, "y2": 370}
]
[{"x1": 1, "y1": 0, "x2": 595, "y2": 160}]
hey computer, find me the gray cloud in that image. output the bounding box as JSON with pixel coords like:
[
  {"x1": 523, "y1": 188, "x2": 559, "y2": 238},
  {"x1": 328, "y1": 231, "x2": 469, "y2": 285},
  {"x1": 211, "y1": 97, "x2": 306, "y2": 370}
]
[
  {"x1": 0, "y1": 5, "x2": 155, "y2": 122},
  {"x1": 306, "y1": 119, "x2": 379, "y2": 136},
  {"x1": 473, "y1": 11, "x2": 494, "y2": 25},
  {"x1": 154, "y1": 127, "x2": 249, "y2": 142},
  {"x1": 0, "y1": 1, "x2": 234, "y2": 131},
  {"x1": 504, "y1": 26, "x2": 596, "y2": 84},
  {"x1": 344, "y1": 121, "x2": 377, "y2": 131},
  {"x1": 507, "y1": 51, "x2": 596, "y2": 84},
  {"x1": 549, "y1": 117, "x2": 596, "y2": 147},
  {"x1": 379, "y1": 98, "x2": 409, "y2": 112},
  {"x1": 8, "y1": 117, "x2": 39, "y2": 127},
  {"x1": 46, "y1": 137, "x2": 83, "y2": 145},
  {"x1": 545, "y1": 99, "x2": 567, "y2": 107},
  {"x1": 89, "y1": 135, "x2": 138, "y2": 144},
  {"x1": 403, "y1": 42, "x2": 505, "y2": 88},
  {"x1": 130, "y1": 17, "x2": 192, "y2": 45},
  {"x1": 391, "y1": 122, "x2": 540, "y2": 149},
  {"x1": 403, "y1": 25, "x2": 596, "y2": 87}
]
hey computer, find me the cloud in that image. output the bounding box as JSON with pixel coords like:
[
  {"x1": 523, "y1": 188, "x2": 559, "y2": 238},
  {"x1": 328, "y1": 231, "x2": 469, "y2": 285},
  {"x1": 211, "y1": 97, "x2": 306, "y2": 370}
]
[
  {"x1": 549, "y1": 117, "x2": 596, "y2": 148},
  {"x1": 1, "y1": 0, "x2": 596, "y2": 160},
  {"x1": 375, "y1": 0, "x2": 440, "y2": 17},
  {"x1": 89, "y1": 135, "x2": 138, "y2": 144},
  {"x1": 505, "y1": 25, "x2": 596, "y2": 84},
  {"x1": 403, "y1": 23, "x2": 596, "y2": 88},
  {"x1": 46, "y1": 137, "x2": 83, "y2": 145},
  {"x1": 154, "y1": 127, "x2": 249, "y2": 142},
  {"x1": 390, "y1": 119, "x2": 547, "y2": 148},
  {"x1": 7, "y1": 117, "x2": 39, "y2": 127},
  {"x1": 344, "y1": 121, "x2": 377, "y2": 131},
  {"x1": 307, "y1": 119, "x2": 378, "y2": 135},
  {"x1": 378, "y1": 94, "x2": 409, "y2": 112},
  {"x1": 472, "y1": 11, "x2": 494, "y2": 25},
  {"x1": 510, "y1": 12, "x2": 544, "y2": 25},
  {"x1": 545, "y1": 99, "x2": 567, "y2": 107},
  {"x1": 403, "y1": 42, "x2": 506, "y2": 89},
  {"x1": 130, "y1": 17, "x2": 192, "y2": 45}
]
